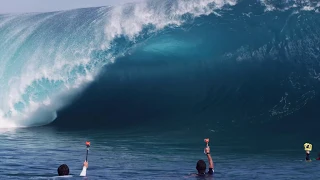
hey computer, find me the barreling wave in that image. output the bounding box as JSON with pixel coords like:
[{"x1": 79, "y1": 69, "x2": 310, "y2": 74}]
[
  {"x1": 1, "y1": 0, "x2": 320, "y2": 131},
  {"x1": 0, "y1": 0, "x2": 237, "y2": 128}
]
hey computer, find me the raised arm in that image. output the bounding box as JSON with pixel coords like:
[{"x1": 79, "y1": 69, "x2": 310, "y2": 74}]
[
  {"x1": 206, "y1": 153, "x2": 213, "y2": 169},
  {"x1": 305, "y1": 150, "x2": 311, "y2": 161},
  {"x1": 80, "y1": 161, "x2": 88, "y2": 177},
  {"x1": 204, "y1": 147, "x2": 214, "y2": 174}
]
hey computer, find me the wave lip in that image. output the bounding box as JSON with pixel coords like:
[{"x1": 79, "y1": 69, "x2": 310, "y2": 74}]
[{"x1": 103, "y1": 0, "x2": 237, "y2": 41}]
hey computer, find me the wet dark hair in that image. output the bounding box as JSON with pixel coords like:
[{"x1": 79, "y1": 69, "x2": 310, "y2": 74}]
[
  {"x1": 196, "y1": 160, "x2": 206, "y2": 173},
  {"x1": 58, "y1": 164, "x2": 69, "y2": 176}
]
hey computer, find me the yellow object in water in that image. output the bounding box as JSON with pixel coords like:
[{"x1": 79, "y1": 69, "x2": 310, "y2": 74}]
[{"x1": 304, "y1": 143, "x2": 312, "y2": 151}]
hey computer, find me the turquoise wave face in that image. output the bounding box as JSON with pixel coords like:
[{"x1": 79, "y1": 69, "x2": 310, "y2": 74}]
[{"x1": 0, "y1": 0, "x2": 320, "y2": 129}]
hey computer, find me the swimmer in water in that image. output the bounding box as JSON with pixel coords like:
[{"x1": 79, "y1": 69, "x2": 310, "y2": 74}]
[
  {"x1": 196, "y1": 138, "x2": 214, "y2": 176},
  {"x1": 57, "y1": 161, "x2": 88, "y2": 177}
]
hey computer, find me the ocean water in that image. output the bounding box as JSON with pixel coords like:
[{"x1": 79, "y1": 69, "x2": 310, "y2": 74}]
[
  {"x1": 1, "y1": 127, "x2": 320, "y2": 180},
  {"x1": 1, "y1": 0, "x2": 320, "y2": 179}
]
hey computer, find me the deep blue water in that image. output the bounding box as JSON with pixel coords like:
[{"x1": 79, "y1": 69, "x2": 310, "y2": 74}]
[
  {"x1": 1, "y1": 0, "x2": 320, "y2": 179},
  {"x1": 1, "y1": 127, "x2": 320, "y2": 180}
]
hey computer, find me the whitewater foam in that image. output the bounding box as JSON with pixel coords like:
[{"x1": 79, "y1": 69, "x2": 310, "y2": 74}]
[
  {"x1": 259, "y1": 0, "x2": 320, "y2": 12},
  {"x1": 104, "y1": 0, "x2": 237, "y2": 41}
]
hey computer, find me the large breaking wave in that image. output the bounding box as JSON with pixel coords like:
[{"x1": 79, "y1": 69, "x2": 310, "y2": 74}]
[{"x1": 0, "y1": 0, "x2": 320, "y2": 131}]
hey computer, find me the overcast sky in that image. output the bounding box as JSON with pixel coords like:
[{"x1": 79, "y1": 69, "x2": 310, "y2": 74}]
[{"x1": 0, "y1": 0, "x2": 142, "y2": 14}]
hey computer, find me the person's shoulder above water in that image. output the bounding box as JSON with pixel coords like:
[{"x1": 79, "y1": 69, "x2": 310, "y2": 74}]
[
  {"x1": 207, "y1": 168, "x2": 214, "y2": 175},
  {"x1": 196, "y1": 168, "x2": 214, "y2": 176}
]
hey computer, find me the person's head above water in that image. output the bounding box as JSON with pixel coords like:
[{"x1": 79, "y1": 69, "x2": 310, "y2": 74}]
[
  {"x1": 196, "y1": 160, "x2": 206, "y2": 174},
  {"x1": 58, "y1": 164, "x2": 69, "y2": 176}
]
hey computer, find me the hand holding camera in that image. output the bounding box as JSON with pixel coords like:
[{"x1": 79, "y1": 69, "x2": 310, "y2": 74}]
[{"x1": 204, "y1": 138, "x2": 210, "y2": 155}]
